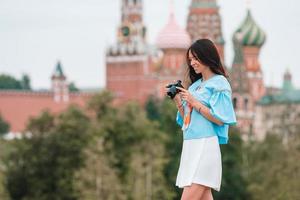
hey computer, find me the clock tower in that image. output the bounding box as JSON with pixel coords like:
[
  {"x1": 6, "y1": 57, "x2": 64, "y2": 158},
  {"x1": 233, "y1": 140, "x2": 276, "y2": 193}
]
[
  {"x1": 118, "y1": 0, "x2": 146, "y2": 45},
  {"x1": 106, "y1": 0, "x2": 155, "y2": 105}
]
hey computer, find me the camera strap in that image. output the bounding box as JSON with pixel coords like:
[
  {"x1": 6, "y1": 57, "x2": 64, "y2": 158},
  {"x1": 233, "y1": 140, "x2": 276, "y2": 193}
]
[{"x1": 182, "y1": 102, "x2": 193, "y2": 131}]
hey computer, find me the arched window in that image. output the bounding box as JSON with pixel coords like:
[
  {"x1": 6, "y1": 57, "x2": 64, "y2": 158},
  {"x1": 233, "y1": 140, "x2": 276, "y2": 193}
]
[
  {"x1": 244, "y1": 98, "x2": 248, "y2": 111},
  {"x1": 233, "y1": 97, "x2": 237, "y2": 109}
]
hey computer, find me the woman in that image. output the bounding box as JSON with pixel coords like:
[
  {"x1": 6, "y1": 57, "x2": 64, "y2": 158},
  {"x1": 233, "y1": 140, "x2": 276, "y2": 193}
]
[{"x1": 171, "y1": 39, "x2": 237, "y2": 200}]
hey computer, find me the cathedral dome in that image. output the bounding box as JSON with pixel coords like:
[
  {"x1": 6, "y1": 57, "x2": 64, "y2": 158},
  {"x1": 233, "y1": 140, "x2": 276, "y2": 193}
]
[
  {"x1": 233, "y1": 10, "x2": 266, "y2": 47},
  {"x1": 156, "y1": 12, "x2": 191, "y2": 49}
]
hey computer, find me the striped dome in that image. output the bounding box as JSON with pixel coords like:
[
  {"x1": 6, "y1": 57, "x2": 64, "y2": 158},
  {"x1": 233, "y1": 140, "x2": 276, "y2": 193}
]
[
  {"x1": 233, "y1": 10, "x2": 266, "y2": 47},
  {"x1": 156, "y1": 13, "x2": 191, "y2": 49}
]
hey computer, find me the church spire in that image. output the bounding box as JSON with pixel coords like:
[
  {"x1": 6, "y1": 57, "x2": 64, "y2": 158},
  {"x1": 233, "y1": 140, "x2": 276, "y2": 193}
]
[
  {"x1": 52, "y1": 61, "x2": 65, "y2": 78},
  {"x1": 231, "y1": 9, "x2": 266, "y2": 103},
  {"x1": 119, "y1": 0, "x2": 146, "y2": 44},
  {"x1": 108, "y1": 0, "x2": 147, "y2": 56},
  {"x1": 282, "y1": 68, "x2": 294, "y2": 92},
  {"x1": 51, "y1": 61, "x2": 69, "y2": 103}
]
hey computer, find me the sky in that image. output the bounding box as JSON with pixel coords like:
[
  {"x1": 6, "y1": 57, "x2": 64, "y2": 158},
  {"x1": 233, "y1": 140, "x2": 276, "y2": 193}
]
[{"x1": 0, "y1": 0, "x2": 299, "y2": 90}]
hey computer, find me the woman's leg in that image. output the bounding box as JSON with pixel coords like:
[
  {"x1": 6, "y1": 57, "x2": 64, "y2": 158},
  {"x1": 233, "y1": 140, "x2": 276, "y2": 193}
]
[
  {"x1": 201, "y1": 188, "x2": 213, "y2": 200},
  {"x1": 181, "y1": 183, "x2": 207, "y2": 200}
]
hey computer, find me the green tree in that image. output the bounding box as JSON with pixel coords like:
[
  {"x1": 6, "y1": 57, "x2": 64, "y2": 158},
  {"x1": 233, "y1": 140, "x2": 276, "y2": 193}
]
[
  {"x1": 145, "y1": 95, "x2": 161, "y2": 121},
  {"x1": 0, "y1": 139, "x2": 10, "y2": 200},
  {"x1": 81, "y1": 92, "x2": 173, "y2": 199},
  {"x1": 145, "y1": 97, "x2": 182, "y2": 199},
  {"x1": 68, "y1": 82, "x2": 79, "y2": 92},
  {"x1": 0, "y1": 74, "x2": 22, "y2": 90},
  {"x1": 102, "y1": 102, "x2": 172, "y2": 199},
  {"x1": 213, "y1": 127, "x2": 251, "y2": 200},
  {"x1": 75, "y1": 91, "x2": 126, "y2": 200},
  {"x1": 0, "y1": 115, "x2": 10, "y2": 136},
  {"x1": 26, "y1": 110, "x2": 54, "y2": 136},
  {"x1": 245, "y1": 133, "x2": 300, "y2": 200},
  {"x1": 87, "y1": 90, "x2": 116, "y2": 121},
  {"x1": 0, "y1": 74, "x2": 31, "y2": 90},
  {"x1": 75, "y1": 138, "x2": 126, "y2": 200},
  {"x1": 20, "y1": 74, "x2": 31, "y2": 90},
  {"x1": 5, "y1": 106, "x2": 90, "y2": 200}
]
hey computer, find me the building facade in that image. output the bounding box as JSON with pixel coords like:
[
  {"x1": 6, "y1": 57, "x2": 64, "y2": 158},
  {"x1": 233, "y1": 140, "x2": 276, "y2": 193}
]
[
  {"x1": 106, "y1": 0, "x2": 296, "y2": 139},
  {"x1": 229, "y1": 10, "x2": 266, "y2": 138},
  {"x1": 106, "y1": 0, "x2": 271, "y2": 138},
  {"x1": 0, "y1": 62, "x2": 93, "y2": 135},
  {"x1": 254, "y1": 70, "x2": 300, "y2": 141},
  {"x1": 1, "y1": 0, "x2": 298, "y2": 140},
  {"x1": 106, "y1": 0, "x2": 191, "y2": 105}
]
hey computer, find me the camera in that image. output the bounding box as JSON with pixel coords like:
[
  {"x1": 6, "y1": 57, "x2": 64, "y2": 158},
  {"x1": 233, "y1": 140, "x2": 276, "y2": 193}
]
[{"x1": 166, "y1": 80, "x2": 184, "y2": 99}]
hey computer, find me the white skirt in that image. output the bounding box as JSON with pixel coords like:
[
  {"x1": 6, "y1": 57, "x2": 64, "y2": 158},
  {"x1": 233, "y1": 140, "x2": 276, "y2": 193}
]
[{"x1": 175, "y1": 135, "x2": 222, "y2": 192}]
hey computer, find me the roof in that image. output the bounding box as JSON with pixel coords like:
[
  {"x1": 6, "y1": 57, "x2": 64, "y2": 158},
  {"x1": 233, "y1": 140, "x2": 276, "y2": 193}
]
[
  {"x1": 233, "y1": 10, "x2": 266, "y2": 47},
  {"x1": 156, "y1": 3, "x2": 191, "y2": 49},
  {"x1": 258, "y1": 91, "x2": 300, "y2": 105},
  {"x1": 53, "y1": 61, "x2": 65, "y2": 77},
  {"x1": 258, "y1": 72, "x2": 300, "y2": 105},
  {"x1": 190, "y1": 0, "x2": 218, "y2": 9}
]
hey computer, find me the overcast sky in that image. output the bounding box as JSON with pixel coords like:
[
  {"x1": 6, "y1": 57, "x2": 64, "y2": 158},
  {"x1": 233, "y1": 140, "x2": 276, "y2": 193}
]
[{"x1": 0, "y1": 0, "x2": 299, "y2": 90}]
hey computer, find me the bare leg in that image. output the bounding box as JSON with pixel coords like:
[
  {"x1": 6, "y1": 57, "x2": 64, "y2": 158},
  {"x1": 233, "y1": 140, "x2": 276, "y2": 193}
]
[
  {"x1": 201, "y1": 188, "x2": 213, "y2": 200},
  {"x1": 181, "y1": 183, "x2": 208, "y2": 200}
]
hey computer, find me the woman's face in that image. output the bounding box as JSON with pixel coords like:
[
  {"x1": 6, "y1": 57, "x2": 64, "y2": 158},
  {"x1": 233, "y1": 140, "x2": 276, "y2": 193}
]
[{"x1": 188, "y1": 50, "x2": 208, "y2": 74}]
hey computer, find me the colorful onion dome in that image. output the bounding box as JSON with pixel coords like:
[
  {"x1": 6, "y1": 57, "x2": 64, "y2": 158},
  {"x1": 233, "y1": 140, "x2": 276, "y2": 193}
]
[
  {"x1": 156, "y1": 11, "x2": 191, "y2": 49},
  {"x1": 233, "y1": 10, "x2": 266, "y2": 47}
]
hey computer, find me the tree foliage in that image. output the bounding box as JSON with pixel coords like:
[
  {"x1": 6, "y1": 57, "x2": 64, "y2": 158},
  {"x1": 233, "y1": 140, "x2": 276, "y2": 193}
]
[
  {"x1": 0, "y1": 139, "x2": 10, "y2": 200},
  {"x1": 145, "y1": 96, "x2": 183, "y2": 199},
  {"x1": 68, "y1": 82, "x2": 79, "y2": 92},
  {"x1": 213, "y1": 127, "x2": 251, "y2": 200},
  {"x1": 0, "y1": 74, "x2": 31, "y2": 90},
  {"x1": 245, "y1": 133, "x2": 300, "y2": 200},
  {"x1": 76, "y1": 92, "x2": 174, "y2": 199},
  {"x1": 0, "y1": 115, "x2": 10, "y2": 136},
  {"x1": 2, "y1": 89, "x2": 299, "y2": 200},
  {"x1": 20, "y1": 74, "x2": 31, "y2": 90},
  {"x1": 5, "y1": 106, "x2": 90, "y2": 200}
]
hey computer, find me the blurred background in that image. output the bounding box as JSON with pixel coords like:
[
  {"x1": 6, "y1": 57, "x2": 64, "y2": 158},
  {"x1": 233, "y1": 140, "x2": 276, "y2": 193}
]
[{"x1": 0, "y1": 0, "x2": 299, "y2": 199}]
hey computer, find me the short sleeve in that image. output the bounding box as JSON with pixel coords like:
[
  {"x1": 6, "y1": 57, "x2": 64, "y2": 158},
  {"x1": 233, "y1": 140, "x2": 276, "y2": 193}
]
[
  {"x1": 209, "y1": 89, "x2": 237, "y2": 125},
  {"x1": 214, "y1": 124, "x2": 229, "y2": 144},
  {"x1": 176, "y1": 111, "x2": 183, "y2": 127}
]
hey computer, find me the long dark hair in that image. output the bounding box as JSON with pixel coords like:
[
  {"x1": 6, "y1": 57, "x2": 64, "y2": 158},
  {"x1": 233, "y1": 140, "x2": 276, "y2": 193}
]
[{"x1": 184, "y1": 39, "x2": 228, "y2": 87}]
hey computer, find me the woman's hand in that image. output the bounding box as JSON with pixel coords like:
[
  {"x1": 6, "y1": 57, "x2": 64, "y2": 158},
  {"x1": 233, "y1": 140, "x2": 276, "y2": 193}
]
[
  {"x1": 164, "y1": 81, "x2": 182, "y2": 103},
  {"x1": 176, "y1": 87, "x2": 197, "y2": 106},
  {"x1": 173, "y1": 93, "x2": 182, "y2": 104}
]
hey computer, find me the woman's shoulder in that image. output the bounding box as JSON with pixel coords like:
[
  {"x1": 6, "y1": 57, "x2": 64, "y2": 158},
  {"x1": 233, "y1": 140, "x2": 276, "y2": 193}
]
[{"x1": 205, "y1": 75, "x2": 232, "y2": 92}]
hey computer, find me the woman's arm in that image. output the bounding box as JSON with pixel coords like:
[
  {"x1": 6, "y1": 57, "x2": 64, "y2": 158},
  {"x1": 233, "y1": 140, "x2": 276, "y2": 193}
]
[
  {"x1": 176, "y1": 87, "x2": 224, "y2": 126},
  {"x1": 191, "y1": 100, "x2": 224, "y2": 126},
  {"x1": 173, "y1": 94, "x2": 184, "y2": 118}
]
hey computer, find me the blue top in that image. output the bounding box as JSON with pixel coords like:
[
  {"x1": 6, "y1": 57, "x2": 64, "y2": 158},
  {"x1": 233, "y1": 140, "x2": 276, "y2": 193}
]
[{"x1": 176, "y1": 74, "x2": 237, "y2": 144}]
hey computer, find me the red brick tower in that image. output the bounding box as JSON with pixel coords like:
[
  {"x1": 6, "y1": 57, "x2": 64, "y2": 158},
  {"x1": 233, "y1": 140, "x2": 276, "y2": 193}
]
[
  {"x1": 186, "y1": 0, "x2": 225, "y2": 61},
  {"x1": 106, "y1": 0, "x2": 155, "y2": 104},
  {"x1": 51, "y1": 61, "x2": 69, "y2": 103},
  {"x1": 230, "y1": 9, "x2": 266, "y2": 136}
]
